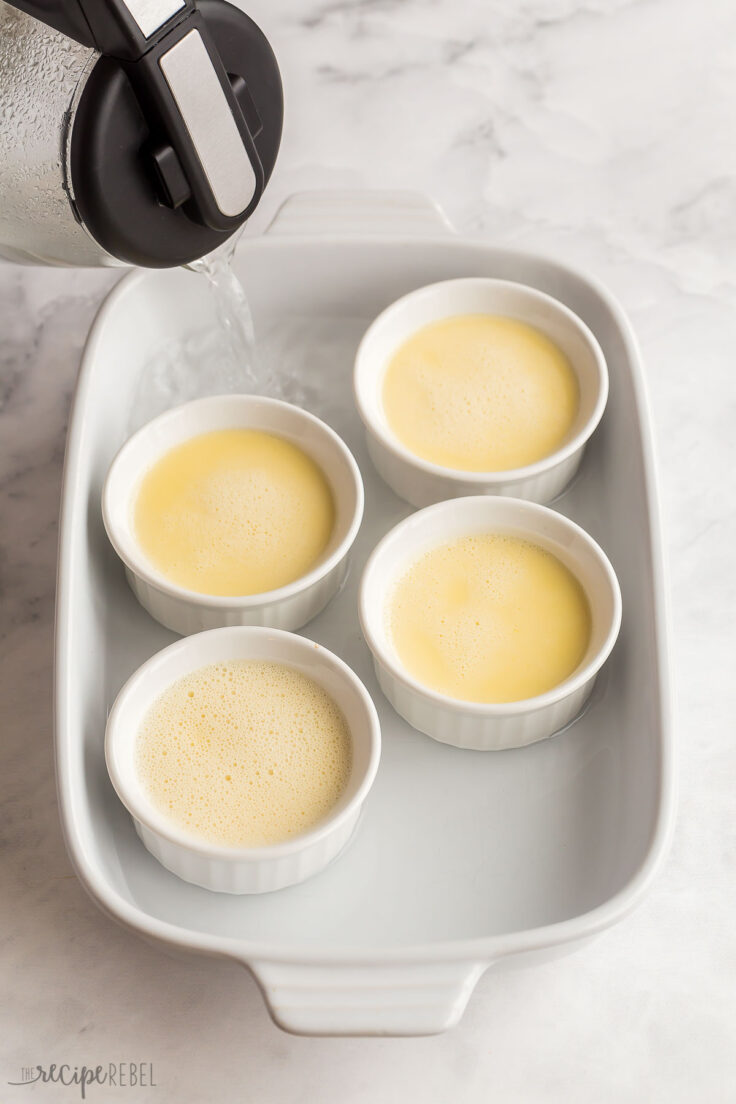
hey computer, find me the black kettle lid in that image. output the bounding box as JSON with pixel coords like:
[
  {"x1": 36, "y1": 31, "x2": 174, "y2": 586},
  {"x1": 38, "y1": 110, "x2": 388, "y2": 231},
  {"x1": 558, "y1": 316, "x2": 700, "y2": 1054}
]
[{"x1": 68, "y1": 0, "x2": 282, "y2": 267}]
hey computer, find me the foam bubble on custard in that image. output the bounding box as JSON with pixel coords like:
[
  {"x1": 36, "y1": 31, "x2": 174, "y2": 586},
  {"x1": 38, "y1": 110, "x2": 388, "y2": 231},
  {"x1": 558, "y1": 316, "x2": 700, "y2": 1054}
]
[
  {"x1": 136, "y1": 660, "x2": 352, "y2": 848},
  {"x1": 134, "y1": 429, "x2": 335, "y2": 597},
  {"x1": 382, "y1": 314, "x2": 579, "y2": 472},
  {"x1": 388, "y1": 534, "x2": 591, "y2": 704}
]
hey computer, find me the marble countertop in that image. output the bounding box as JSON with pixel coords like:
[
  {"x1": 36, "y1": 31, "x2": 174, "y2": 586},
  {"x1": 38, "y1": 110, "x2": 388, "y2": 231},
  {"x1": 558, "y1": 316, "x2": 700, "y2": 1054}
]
[{"x1": 1, "y1": 0, "x2": 733, "y2": 1100}]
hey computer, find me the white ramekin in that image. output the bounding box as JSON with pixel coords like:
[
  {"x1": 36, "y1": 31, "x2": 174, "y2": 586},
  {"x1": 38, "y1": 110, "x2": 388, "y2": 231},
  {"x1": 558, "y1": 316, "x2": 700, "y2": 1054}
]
[
  {"x1": 102, "y1": 395, "x2": 364, "y2": 636},
  {"x1": 359, "y1": 496, "x2": 621, "y2": 751},
  {"x1": 105, "y1": 626, "x2": 381, "y2": 894},
  {"x1": 354, "y1": 277, "x2": 608, "y2": 508}
]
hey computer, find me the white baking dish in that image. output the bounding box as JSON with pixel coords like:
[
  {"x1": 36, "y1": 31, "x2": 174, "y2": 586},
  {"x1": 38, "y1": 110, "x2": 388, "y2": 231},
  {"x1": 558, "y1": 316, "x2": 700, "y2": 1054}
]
[{"x1": 55, "y1": 190, "x2": 674, "y2": 1037}]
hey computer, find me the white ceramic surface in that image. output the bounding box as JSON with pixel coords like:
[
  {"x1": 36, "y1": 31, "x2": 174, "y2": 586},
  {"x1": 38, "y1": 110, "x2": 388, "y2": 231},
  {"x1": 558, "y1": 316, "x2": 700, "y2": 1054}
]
[
  {"x1": 102, "y1": 395, "x2": 364, "y2": 635},
  {"x1": 360, "y1": 496, "x2": 621, "y2": 751},
  {"x1": 105, "y1": 626, "x2": 381, "y2": 894},
  {"x1": 54, "y1": 192, "x2": 673, "y2": 1038},
  {"x1": 354, "y1": 278, "x2": 608, "y2": 507}
]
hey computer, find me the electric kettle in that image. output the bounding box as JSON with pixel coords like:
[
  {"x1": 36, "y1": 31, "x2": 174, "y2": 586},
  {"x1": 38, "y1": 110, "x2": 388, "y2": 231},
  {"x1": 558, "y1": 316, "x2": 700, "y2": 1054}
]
[{"x1": 0, "y1": 0, "x2": 283, "y2": 266}]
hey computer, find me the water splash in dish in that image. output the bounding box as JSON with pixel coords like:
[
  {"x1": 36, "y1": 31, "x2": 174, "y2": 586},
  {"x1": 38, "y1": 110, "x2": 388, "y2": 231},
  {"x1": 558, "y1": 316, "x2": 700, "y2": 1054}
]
[
  {"x1": 186, "y1": 233, "x2": 273, "y2": 395},
  {"x1": 128, "y1": 234, "x2": 305, "y2": 432}
]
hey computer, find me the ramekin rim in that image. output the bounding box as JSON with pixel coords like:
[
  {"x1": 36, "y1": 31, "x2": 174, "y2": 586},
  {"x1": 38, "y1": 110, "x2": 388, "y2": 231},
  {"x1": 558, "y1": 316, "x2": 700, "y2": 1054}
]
[
  {"x1": 104, "y1": 626, "x2": 382, "y2": 860},
  {"x1": 358, "y1": 495, "x2": 622, "y2": 717},
  {"x1": 353, "y1": 276, "x2": 609, "y2": 483},
  {"x1": 101, "y1": 394, "x2": 365, "y2": 609}
]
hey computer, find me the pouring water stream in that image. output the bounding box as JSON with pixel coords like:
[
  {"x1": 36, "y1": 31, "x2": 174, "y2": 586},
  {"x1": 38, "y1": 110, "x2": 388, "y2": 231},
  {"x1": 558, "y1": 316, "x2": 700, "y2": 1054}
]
[{"x1": 128, "y1": 232, "x2": 304, "y2": 431}]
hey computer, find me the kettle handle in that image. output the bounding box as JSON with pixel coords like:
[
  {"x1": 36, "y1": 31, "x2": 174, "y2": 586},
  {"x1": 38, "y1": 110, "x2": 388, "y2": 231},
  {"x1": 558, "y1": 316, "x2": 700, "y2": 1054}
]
[{"x1": 7, "y1": 0, "x2": 264, "y2": 234}]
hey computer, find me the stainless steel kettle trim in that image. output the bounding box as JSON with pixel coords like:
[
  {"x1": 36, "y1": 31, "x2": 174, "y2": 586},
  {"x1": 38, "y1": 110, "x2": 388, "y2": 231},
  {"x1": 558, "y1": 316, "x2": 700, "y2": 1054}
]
[
  {"x1": 123, "y1": 0, "x2": 185, "y2": 39},
  {"x1": 8, "y1": 0, "x2": 265, "y2": 233},
  {"x1": 158, "y1": 27, "x2": 257, "y2": 219},
  {"x1": 122, "y1": 0, "x2": 256, "y2": 220},
  {"x1": 0, "y1": 0, "x2": 282, "y2": 267},
  {"x1": 125, "y1": 10, "x2": 264, "y2": 231},
  {"x1": 0, "y1": 4, "x2": 118, "y2": 266}
]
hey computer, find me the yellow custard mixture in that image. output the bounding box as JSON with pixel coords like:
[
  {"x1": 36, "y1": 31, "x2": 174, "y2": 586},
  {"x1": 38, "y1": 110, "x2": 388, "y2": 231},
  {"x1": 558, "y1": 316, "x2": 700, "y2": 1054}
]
[
  {"x1": 136, "y1": 660, "x2": 352, "y2": 847},
  {"x1": 134, "y1": 429, "x2": 335, "y2": 596},
  {"x1": 382, "y1": 314, "x2": 579, "y2": 471},
  {"x1": 389, "y1": 534, "x2": 591, "y2": 703}
]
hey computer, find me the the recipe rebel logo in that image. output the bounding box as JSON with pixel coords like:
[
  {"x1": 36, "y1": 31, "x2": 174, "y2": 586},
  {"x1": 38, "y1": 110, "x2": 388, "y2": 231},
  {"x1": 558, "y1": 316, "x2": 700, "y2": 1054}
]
[{"x1": 8, "y1": 1062, "x2": 157, "y2": 1099}]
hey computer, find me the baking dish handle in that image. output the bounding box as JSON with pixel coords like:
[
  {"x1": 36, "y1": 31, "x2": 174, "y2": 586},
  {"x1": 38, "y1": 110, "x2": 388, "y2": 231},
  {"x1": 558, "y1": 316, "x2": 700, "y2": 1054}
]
[
  {"x1": 249, "y1": 959, "x2": 488, "y2": 1036},
  {"x1": 263, "y1": 190, "x2": 456, "y2": 239}
]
